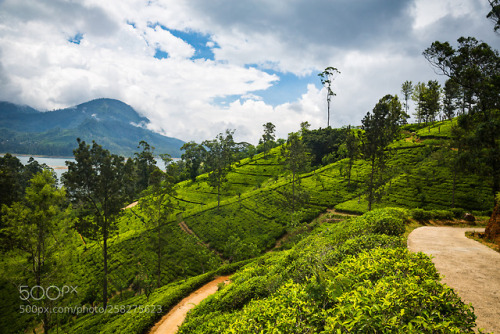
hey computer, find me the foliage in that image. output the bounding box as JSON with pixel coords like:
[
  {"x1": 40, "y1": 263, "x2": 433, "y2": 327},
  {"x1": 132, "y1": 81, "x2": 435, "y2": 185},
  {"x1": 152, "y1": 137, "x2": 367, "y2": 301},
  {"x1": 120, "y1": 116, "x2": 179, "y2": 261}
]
[
  {"x1": 281, "y1": 132, "x2": 311, "y2": 215},
  {"x1": 1, "y1": 170, "x2": 66, "y2": 333},
  {"x1": 259, "y1": 122, "x2": 276, "y2": 157},
  {"x1": 302, "y1": 126, "x2": 346, "y2": 166},
  {"x1": 0, "y1": 99, "x2": 184, "y2": 157},
  {"x1": 61, "y1": 260, "x2": 251, "y2": 334},
  {"x1": 361, "y1": 94, "x2": 402, "y2": 211},
  {"x1": 181, "y1": 141, "x2": 206, "y2": 182},
  {"x1": 318, "y1": 67, "x2": 341, "y2": 127},
  {"x1": 203, "y1": 130, "x2": 240, "y2": 209},
  {"x1": 401, "y1": 80, "x2": 413, "y2": 122},
  {"x1": 136, "y1": 162, "x2": 178, "y2": 288},
  {"x1": 134, "y1": 140, "x2": 159, "y2": 194},
  {"x1": 178, "y1": 209, "x2": 476, "y2": 333},
  {"x1": 63, "y1": 139, "x2": 128, "y2": 309},
  {"x1": 424, "y1": 37, "x2": 500, "y2": 201},
  {"x1": 488, "y1": 0, "x2": 500, "y2": 31}
]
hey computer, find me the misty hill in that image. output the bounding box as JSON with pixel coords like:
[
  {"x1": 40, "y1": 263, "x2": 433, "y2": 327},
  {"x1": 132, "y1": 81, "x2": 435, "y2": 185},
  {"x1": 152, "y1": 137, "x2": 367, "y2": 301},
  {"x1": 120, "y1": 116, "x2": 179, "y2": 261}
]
[{"x1": 0, "y1": 99, "x2": 184, "y2": 157}]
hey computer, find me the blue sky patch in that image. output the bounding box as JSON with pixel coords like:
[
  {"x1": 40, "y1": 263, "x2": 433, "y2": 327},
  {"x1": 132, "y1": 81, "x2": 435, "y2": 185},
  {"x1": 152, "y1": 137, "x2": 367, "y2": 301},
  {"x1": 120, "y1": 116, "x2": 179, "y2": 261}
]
[
  {"x1": 212, "y1": 69, "x2": 320, "y2": 108},
  {"x1": 154, "y1": 49, "x2": 169, "y2": 60},
  {"x1": 147, "y1": 23, "x2": 218, "y2": 61},
  {"x1": 255, "y1": 69, "x2": 320, "y2": 106},
  {"x1": 68, "y1": 33, "x2": 84, "y2": 44}
]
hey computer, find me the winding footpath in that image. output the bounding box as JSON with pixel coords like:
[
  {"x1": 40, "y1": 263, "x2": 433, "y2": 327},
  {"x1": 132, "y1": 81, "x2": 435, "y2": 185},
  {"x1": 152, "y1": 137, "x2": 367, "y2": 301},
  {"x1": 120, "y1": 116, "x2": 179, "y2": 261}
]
[
  {"x1": 408, "y1": 227, "x2": 500, "y2": 333},
  {"x1": 148, "y1": 276, "x2": 230, "y2": 334}
]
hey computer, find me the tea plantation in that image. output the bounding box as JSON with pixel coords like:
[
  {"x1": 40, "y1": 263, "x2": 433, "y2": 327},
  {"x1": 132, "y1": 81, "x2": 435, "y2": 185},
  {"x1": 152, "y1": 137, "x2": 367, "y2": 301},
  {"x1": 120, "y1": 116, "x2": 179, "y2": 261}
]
[{"x1": 0, "y1": 119, "x2": 495, "y2": 333}]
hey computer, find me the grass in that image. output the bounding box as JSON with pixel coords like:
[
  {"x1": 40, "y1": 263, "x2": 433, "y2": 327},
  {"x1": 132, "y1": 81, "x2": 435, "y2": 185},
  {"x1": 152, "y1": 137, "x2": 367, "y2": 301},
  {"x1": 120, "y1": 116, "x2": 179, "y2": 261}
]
[
  {"x1": 465, "y1": 231, "x2": 500, "y2": 253},
  {"x1": 2, "y1": 117, "x2": 497, "y2": 333}
]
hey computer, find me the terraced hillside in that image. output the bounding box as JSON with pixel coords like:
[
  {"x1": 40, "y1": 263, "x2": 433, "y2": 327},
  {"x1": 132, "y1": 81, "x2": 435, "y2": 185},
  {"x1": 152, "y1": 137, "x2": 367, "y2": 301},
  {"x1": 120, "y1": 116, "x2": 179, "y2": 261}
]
[{"x1": 1, "y1": 119, "x2": 495, "y2": 334}]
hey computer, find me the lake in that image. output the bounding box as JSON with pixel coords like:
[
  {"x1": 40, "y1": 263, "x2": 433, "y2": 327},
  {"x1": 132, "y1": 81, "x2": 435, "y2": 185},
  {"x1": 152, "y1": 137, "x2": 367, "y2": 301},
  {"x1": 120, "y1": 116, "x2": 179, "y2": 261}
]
[{"x1": 7, "y1": 155, "x2": 170, "y2": 184}]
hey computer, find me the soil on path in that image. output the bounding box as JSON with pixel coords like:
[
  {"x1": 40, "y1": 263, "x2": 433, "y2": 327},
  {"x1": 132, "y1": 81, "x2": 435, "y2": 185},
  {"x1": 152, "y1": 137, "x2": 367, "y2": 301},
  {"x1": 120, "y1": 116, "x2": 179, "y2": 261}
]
[
  {"x1": 149, "y1": 276, "x2": 230, "y2": 334},
  {"x1": 408, "y1": 227, "x2": 500, "y2": 333}
]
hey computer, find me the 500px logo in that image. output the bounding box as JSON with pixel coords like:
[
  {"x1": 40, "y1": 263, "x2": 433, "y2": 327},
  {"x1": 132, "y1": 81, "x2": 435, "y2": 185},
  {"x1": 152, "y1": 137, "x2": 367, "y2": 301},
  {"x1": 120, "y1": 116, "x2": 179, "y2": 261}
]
[{"x1": 19, "y1": 285, "x2": 78, "y2": 301}]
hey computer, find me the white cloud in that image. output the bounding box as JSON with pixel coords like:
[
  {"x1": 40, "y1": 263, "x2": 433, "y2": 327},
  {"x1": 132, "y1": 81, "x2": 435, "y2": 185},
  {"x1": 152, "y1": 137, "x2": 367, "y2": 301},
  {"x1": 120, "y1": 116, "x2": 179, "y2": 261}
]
[{"x1": 0, "y1": 0, "x2": 498, "y2": 147}]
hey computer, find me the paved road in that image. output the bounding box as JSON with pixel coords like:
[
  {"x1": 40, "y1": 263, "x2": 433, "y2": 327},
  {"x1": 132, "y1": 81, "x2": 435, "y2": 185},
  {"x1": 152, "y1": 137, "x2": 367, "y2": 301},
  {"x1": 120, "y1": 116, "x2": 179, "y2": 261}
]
[{"x1": 408, "y1": 227, "x2": 500, "y2": 333}]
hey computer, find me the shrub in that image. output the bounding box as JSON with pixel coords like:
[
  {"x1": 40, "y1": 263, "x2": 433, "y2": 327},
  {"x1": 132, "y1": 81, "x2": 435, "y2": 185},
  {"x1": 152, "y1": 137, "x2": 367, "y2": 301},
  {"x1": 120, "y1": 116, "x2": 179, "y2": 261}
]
[
  {"x1": 411, "y1": 208, "x2": 432, "y2": 221},
  {"x1": 450, "y1": 208, "x2": 465, "y2": 219},
  {"x1": 363, "y1": 208, "x2": 407, "y2": 236},
  {"x1": 432, "y1": 210, "x2": 454, "y2": 220}
]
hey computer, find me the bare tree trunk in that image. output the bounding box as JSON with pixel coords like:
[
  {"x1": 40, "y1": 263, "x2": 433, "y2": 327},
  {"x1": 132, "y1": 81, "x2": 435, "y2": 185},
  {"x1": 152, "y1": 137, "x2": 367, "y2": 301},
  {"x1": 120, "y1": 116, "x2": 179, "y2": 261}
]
[
  {"x1": 103, "y1": 221, "x2": 108, "y2": 310},
  {"x1": 157, "y1": 220, "x2": 161, "y2": 289},
  {"x1": 368, "y1": 157, "x2": 376, "y2": 211}
]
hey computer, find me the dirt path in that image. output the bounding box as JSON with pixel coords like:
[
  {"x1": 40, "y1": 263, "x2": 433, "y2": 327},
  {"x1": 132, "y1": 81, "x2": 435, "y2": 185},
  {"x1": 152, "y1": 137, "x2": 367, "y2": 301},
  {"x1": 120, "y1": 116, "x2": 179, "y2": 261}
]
[
  {"x1": 149, "y1": 276, "x2": 230, "y2": 334},
  {"x1": 408, "y1": 227, "x2": 500, "y2": 333},
  {"x1": 124, "y1": 201, "x2": 138, "y2": 209}
]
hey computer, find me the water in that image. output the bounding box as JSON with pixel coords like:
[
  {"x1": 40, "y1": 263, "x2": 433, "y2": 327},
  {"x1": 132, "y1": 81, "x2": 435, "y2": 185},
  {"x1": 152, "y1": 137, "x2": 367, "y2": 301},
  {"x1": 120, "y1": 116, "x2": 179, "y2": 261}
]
[
  {"x1": 6, "y1": 155, "x2": 172, "y2": 185},
  {"x1": 13, "y1": 155, "x2": 75, "y2": 184}
]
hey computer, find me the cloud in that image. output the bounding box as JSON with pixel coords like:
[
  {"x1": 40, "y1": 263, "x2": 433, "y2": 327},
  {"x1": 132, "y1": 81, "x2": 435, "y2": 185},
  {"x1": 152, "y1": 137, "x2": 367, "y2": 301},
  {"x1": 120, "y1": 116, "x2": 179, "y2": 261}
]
[{"x1": 0, "y1": 0, "x2": 498, "y2": 146}]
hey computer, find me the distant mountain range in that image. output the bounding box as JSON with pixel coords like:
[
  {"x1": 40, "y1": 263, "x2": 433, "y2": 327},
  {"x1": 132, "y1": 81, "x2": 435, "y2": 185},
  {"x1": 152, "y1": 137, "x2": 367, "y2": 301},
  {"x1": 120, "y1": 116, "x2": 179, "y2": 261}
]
[{"x1": 0, "y1": 98, "x2": 184, "y2": 157}]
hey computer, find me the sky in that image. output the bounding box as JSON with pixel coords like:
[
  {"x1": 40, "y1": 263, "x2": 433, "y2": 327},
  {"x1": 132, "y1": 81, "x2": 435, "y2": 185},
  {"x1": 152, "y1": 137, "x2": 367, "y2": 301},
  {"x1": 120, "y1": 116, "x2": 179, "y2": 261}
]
[{"x1": 0, "y1": 0, "x2": 498, "y2": 144}]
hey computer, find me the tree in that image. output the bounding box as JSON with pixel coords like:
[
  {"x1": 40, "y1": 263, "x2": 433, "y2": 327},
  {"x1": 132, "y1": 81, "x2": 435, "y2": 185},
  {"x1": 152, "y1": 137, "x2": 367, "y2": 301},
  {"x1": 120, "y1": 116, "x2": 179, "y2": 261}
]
[
  {"x1": 281, "y1": 132, "x2": 310, "y2": 215},
  {"x1": 389, "y1": 95, "x2": 408, "y2": 125},
  {"x1": 442, "y1": 79, "x2": 461, "y2": 120},
  {"x1": 1, "y1": 170, "x2": 65, "y2": 333},
  {"x1": 63, "y1": 139, "x2": 126, "y2": 309},
  {"x1": 203, "y1": 130, "x2": 239, "y2": 209},
  {"x1": 401, "y1": 81, "x2": 413, "y2": 123},
  {"x1": 412, "y1": 82, "x2": 426, "y2": 123},
  {"x1": 318, "y1": 67, "x2": 341, "y2": 127},
  {"x1": 181, "y1": 141, "x2": 206, "y2": 182},
  {"x1": 341, "y1": 126, "x2": 360, "y2": 187},
  {"x1": 423, "y1": 37, "x2": 500, "y2": 203},
  {"x1": 487, "y1": 0, "x2": 500, "y2": 32},
  {"x1": 361, "y1": 95, "x2": 401, "y2": 211},
  {"x1": 134, "y1": 140, "x2": 158, "y2": 193},
  {"x1": 136, "y1": 154, "x2": 177, "y2": 288},
  {"x1": 302, "y1": 127, "x2": 346, "y2": 166},
  {"x1": 260, "y1": 122, "x2": 276, "y2": 157},
  {"x1": 0, "y1": 153, "x2": 24, "y2": 209},
  {"x1": 0, "y1": 155, "x2": 54, "y2": 251},
  {"x1": 422, "y1": 80, "x2": 442, "y2": 126}
]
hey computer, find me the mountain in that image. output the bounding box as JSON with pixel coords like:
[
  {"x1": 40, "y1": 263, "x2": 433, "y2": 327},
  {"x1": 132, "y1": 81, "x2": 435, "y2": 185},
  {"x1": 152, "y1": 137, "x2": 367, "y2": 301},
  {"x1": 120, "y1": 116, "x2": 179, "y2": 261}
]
[{"x1": 0, "y1": 99, "x2": 184, "y2": 157}]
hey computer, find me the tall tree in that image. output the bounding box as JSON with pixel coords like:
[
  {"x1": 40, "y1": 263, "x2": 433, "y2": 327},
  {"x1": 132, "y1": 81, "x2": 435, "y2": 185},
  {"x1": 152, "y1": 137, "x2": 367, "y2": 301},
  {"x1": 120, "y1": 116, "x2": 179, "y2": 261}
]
[
  {"x1": 63, "y1": 139, "x2": 126, "y2": 309},
  {"x1": 488, "y1": 0, "x2": 500, "y2": 32},
  {"x1": 341, "y1": 126, "x2": 360, "y2": 186},
  {"x1": 423, "y1": 37, "x2": 500, "y2": 203},
  {"x1": 401, "y1": 80, "x2": 413, "y2": 123},
  {"x1": 134, "y1": 140, "x2": 158, "y2": 193},
  {"x1": 442, "y1": 79, "x2": 461, "y2": 120},
  {"x1": 0, "y1": 153, "x2": 24, "y2": 209},
  {"x1": 203, "y1": 130, "x2": 239, "y2": 209},
  {"x1": 422, "y1": 80, "x2": 442, "y2": 125},
  {"x1": 260, "y1": 122, "x2": 276, "y2": 157},
  {"x1": 361, "y1": 95, "x2": 401, "y2": 211},
  {"x1": 281, "y1": 132, "x2": 310, "y2": 215},
  {"x1": 302, "y1": 127, "x2": 346, "y2": 166},
  {"x1": 136, "y1": 154, "x2": 177, "y2": 288},
  {"x1": 318, "y1": 67, "x2": 341, "y2": 127},
  {"x1": 181, "y1": 141, "x2": 206, "y2": 182},
  {"x1": 1, "y1": 170, "x2": 65, "y2": 333},
  {"x1": 412, "y1": 82, "x2": 426, "y2": 123}
]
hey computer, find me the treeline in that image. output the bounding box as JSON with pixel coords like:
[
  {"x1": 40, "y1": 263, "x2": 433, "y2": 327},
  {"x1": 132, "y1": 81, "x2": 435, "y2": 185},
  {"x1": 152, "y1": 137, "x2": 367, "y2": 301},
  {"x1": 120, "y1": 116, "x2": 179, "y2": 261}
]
[{"x1": 0, "y1": 129, "x2": 75, "y2": 156}]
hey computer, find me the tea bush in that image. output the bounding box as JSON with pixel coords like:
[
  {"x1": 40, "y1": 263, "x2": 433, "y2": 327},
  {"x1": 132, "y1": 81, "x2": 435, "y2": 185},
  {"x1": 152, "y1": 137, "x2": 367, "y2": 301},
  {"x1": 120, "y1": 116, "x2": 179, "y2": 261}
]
[{"x1": 178, "y1": 209, "x2": 477, "y2": 333}]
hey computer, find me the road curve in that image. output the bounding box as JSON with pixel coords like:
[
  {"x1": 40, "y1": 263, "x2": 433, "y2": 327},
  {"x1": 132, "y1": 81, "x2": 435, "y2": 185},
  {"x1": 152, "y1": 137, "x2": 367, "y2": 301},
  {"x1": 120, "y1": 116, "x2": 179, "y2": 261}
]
[
  {"x1": 408, "y1": 227, "x2": 500, "y2": 333},
  {"x1": 149, "y1": 276, "x2": 230, "y2": 334}
]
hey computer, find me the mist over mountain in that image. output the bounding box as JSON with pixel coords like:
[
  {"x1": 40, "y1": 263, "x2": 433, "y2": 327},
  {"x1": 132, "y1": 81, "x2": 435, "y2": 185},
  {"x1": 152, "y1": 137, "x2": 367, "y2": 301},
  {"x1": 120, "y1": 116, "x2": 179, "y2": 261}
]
[{"x1": 0, "y1": 98, "x2": 184, "y2": 157}]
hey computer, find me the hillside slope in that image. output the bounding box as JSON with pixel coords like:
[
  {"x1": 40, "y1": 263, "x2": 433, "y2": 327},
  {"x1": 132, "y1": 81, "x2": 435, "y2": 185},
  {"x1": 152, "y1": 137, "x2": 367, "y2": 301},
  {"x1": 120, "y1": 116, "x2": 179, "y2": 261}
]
[
  {"x1": 0, "y1": 99, "x2": 184, "y2": 157},
  {"x1": 1, "y1": 118, "x2": 494, "y2": 333}
]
